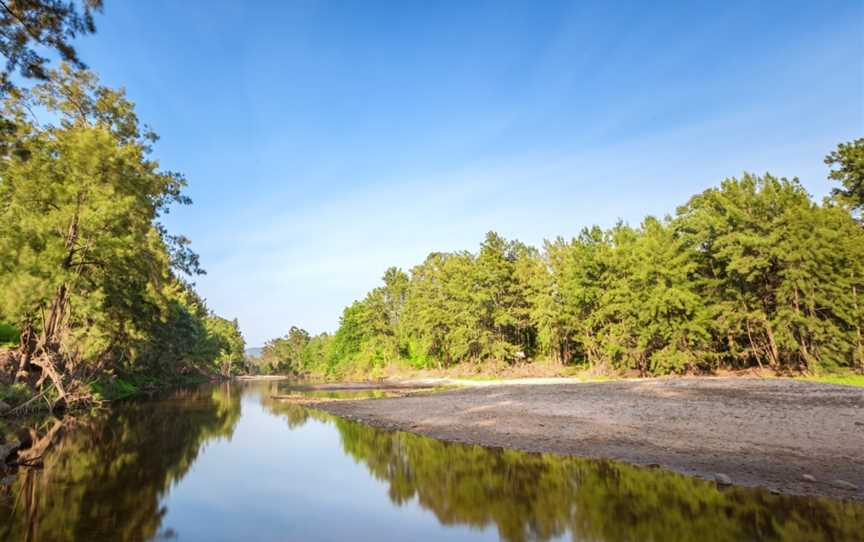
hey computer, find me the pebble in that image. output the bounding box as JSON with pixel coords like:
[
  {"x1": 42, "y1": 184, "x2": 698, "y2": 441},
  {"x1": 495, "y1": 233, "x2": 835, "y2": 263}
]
[
  {"x1": 831, "y1": 480, "x2": 858, "y2": 491},
  {"x1": 715, "y1": 473, "x2": 732, "y2": 486},
  {"x1": 801, "y1": 474, "x2": 816, "y2": 483}
]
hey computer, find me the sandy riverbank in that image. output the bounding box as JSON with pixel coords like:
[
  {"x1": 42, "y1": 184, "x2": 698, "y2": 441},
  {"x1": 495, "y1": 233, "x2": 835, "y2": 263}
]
[{"x1": 313, "y1": 377, "x2": 864, "y2": 500}]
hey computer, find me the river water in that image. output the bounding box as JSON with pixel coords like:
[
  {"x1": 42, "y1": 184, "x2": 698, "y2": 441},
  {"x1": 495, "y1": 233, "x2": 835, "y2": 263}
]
[{"x1": 1, "y1": 381, "x2": 861, "y2": 541}]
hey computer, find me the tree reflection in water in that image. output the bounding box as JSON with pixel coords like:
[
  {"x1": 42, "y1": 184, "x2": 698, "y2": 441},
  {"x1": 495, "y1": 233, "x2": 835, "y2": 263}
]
[
  {"x1": 0, "y1": 384, "x2": 241, "y2": 542},
  {"x1": 1, "y1": 383, "x2": 861, "y2": 542},
  {"x1": 261, "y1": 389, "x2": 863, "y2": 542}
]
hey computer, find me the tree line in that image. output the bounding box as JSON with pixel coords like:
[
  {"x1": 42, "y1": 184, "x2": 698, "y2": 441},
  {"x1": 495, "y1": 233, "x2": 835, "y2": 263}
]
[{"x1": 259, "y1": 139, "x2": 864, "y2": 378}]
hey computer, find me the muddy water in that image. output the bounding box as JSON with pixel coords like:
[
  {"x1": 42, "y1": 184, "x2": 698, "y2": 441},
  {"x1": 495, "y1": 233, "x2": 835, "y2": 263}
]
[{"x1": 0, "y1": 381, "x2": 861, "y2": 542}]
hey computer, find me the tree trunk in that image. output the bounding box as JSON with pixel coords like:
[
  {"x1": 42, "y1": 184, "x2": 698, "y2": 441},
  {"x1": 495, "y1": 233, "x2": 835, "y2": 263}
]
[
  {"x1": 29, "y1": 351, "x2": 68, "y2": 404},
  {"x1": 745, "y1": 319, "x2": 764, "y2": 370},
  {"x1": 42, "y1": 283, "x2": 67, "y2": 344},
  {"x1": 15, "y1": 318, "x2": 35, "y2": 382},
  {"x1": 763, "y1": 319, "x2": 781, "y2": 368},
  {"x1": 853, "y1": 281, "x2": 863, "y2": 371}
]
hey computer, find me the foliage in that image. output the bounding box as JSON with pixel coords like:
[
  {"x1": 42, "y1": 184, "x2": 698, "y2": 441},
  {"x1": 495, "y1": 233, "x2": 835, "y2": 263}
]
[
  {"x1": 0, "y1": 321, "x2": 19, "y2": 346},
  {"x1": 0, "y1": 0, "x2": 103, "y2": 93},
  {"x1": 0, "y1": 66, "x2": 241, "y2": 401},
  {"x1": 89, "y1": 376, "x2": 138, "y2": 401},
  {"x1": 258, "y1": 326, "x2": 311, "y2": 374},
  {"x1": 203, "y1": 315, "x2": 246, "y2": 376},
  {"x1": 264, "y1": 150, "x2": 864, "y2": 378},
  {"x1": 826, "y1": 138, "x2": 864, "y2": 216}
]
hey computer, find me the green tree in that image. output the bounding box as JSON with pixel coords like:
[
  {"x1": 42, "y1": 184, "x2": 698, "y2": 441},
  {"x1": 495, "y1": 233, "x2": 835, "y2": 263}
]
[
  {"x1": 0, "y1": 66, "x2": 235, "y2": 401},
  {"x1": 826, "y1": 138, "x2": 864, "y2": 215},
  {"x1": 261, "y1": 326, "x2": 311, "y2": 374},
  {"x1": 675, "y1": 174, "x2": 864, "y2": 371},
  {"x1": 0, "y1": 0, "x2": 103, "y2": 93},
  {"x1": 473, "y1": 232, "x2": 537, "y2": 361},
  {"x1": 204, "y1": 315, "x2": 246, "y2": 376}
]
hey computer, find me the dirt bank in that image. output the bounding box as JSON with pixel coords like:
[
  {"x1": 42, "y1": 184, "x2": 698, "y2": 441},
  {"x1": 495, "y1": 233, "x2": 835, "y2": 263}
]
[{"x1": 315, "y1": 378, "x2": 864, "y2": 500}]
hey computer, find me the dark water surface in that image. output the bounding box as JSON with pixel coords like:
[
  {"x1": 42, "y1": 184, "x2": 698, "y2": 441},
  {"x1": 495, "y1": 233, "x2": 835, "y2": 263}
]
[{"x1": 1, "y1": 381, "x2": 862, "y2": 541}]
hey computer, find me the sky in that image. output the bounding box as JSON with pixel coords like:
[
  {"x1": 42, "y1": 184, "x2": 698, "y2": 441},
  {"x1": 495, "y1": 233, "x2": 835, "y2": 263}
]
[{"x1": 74, "y1": 1, "x2": 863, "y2": 346}]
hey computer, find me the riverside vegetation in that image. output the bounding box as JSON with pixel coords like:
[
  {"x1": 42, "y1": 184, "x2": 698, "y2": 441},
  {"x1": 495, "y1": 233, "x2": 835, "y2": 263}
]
[
  {"x1": 0, "y1": 67, "x2": 247, "y2": 412},
  {"x1": 256, "y1": 139, "x2": 864, "y2": 381},
  {"x1": 0, "y1": 0, "x2": 247, "y2": 413}
]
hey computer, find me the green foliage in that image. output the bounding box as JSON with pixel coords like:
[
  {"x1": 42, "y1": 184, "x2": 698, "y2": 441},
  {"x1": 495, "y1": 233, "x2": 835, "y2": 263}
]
[
  {"x1": 203, "y1": 315, "x2": 246, "y2": 376},
  {"x1": 90, "y1": 377, "x2": 138, "y2": 401},
  {"x1": 257, "y1": 326, "x2": 311, "y2": 374},
  {"x1": 0, "y1": 0, "x2": 103, "y2": 93},
  {"x1": 267, "y1": 157, "x2": 864, "y2": 379},
  {"x1": 0, "y1": 66, "x2": 243, "y2": 388},
  {"x1": 826, "y1": 138, "x2": 864, "y2": 215},
  {"x1": 0, "y1": 321, "x2": 20, "y2": 346},
  {"x1": 677, "y1": 174, "x2": 864, "y2": 372}
]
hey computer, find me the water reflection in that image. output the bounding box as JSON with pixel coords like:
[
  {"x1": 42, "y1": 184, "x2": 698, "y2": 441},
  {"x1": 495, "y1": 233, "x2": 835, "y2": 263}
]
[
  {"x1": 0, "y1": 384, "x2": 242, "y2": 542},
  {"x1": 0, "y1": 381, "x2": 861, "y2": 542},
  {"x1": 332, "y1": 418, "x2": 863, "y2": 542}
]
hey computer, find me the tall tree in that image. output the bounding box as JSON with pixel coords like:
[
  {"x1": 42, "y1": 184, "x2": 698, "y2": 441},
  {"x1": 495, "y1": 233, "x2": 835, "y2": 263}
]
[
  {"x1": 0, "y1": 66, "x2": 197, "y2": 399},
  {"x1": 675, "y1": 174, "x2": 864, "y2": 371}
]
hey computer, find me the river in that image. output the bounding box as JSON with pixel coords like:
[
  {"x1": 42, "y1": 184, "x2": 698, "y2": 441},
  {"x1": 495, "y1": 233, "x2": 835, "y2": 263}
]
[{"x1": 1, "y1": 381, "x2": 861, "y2": 541}]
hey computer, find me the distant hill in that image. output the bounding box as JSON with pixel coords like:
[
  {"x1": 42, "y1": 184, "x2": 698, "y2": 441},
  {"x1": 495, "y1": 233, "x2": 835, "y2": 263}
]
[{"x1": 245, "y1": 347, "x2": 264, "y2": 359}]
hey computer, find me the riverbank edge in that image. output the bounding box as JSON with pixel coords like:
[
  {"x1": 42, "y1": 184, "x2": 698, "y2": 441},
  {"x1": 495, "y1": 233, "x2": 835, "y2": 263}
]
[
  {"x1": 310, "y1": 379, "x2": 864, "y2": 502},
  {"x1": 257, "y1": 366, "x2": 864, "y2": 389},
  {"x1": 1, "y1": 372, "x2": 225, "y2": 441},
  {"x1": 1, "y1": 371, "x2": 235, "y2": 488}
]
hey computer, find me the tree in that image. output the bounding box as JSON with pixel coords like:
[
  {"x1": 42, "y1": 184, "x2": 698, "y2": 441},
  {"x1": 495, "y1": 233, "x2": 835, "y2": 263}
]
[
  {"x1": 826, "y1": 138, "x2": 864, "y2": 215},
  {"x1": 0, "y1": 0, "x2": 103, "y2": 93},
  {"x1": 537, "y1": 227, "x2": 611, "y2": 367},
  {"x1": 403, "y1": 251, "x2": 478, "y2": 368},
  {"x1": 675, "y1": 174, "x2": 864, "y2": 371},
  {"x1": 204, "y1": 316, "x2": 246, "y2": 376},
  {"x1": 260, "y1": 326, "x2": 310, "y2": 374},
  {"x1": 0, "y1": 66, "x2": 221, "y2": 401},
  {"x1": 582, "y1": 218, "x2": 710, "y2": 374},
  {"x1": 473, "y1": 232, "x2": 536, "y2": 361}
]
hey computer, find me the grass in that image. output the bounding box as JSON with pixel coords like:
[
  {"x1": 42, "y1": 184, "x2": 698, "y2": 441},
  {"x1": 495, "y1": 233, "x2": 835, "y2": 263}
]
[{"x1": 800, "y1": 373, "x2": 864, "y2": 388}]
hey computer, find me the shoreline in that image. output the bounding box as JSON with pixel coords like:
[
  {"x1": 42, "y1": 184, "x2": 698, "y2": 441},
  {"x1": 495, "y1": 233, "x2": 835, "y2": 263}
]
[{"x1": 312, "y1": 377, "x2": 864, "y2": 501}]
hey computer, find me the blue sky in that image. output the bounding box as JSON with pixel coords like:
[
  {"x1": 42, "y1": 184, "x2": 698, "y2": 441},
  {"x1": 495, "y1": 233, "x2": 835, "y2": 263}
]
[{"x1": 76, "y1": 1, "x2": 863, "y2": 346}]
